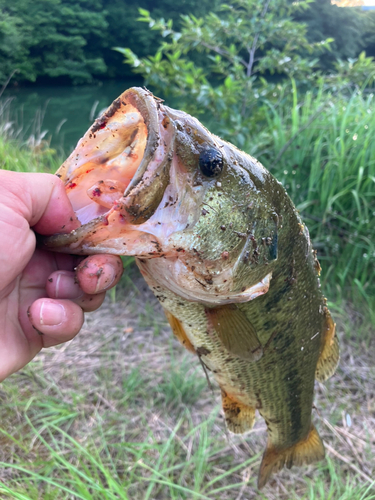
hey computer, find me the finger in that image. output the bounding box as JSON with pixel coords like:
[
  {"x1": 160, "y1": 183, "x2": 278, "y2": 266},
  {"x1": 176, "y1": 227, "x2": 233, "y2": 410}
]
[
  {"x1": 75, "y1": 255, "x2": 123, "y2": 294},
  {"x1": 1, "y1": 170, "x2": 80, "y2": 233},
  {"x1": 46, "y1": 270, "x2": 106, "y2": 312},
  {"x1": 78, "y1": 292, "x2": 106, "y2": 312},
  {"x1": 18, "y1": 250, "x2": 76, "y2": 343},
  {"x1": 0, "y1": 172, "x2": 80, "y2": 286},
  {"x1": 27, "y1": 298, "x2": 84, "y2": 348},
  {"x1": 46, "y1": 270, "x2": 83, "y2": 299}
]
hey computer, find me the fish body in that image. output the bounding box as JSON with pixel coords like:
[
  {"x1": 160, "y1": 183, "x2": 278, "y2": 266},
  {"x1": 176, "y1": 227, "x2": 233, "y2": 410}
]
[{"x1": 44, "y1": 88, "x2": 339, "y2": 488}]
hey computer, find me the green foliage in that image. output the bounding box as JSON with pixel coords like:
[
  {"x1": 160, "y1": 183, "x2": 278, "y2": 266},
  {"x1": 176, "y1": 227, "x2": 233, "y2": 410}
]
[
  {"x1": 116, "y1": 0, "x2": 333, "y2": 147},
  {"x1": 327, "y1": 52, "x2": 375, "y2": 90},
  {"x1": 102, "y1": 0, "x2": 221, "y2": 80},
  {"x1": 0, "y1": 0, "x2": 221, "y2": 85},
  {"x1": 296, "y1": 0, "x2": 375, "y2": 71},
  {"x1": 293, "y1": 0, "x2": 364, "y2": 70},
  {"x1": 1, "y1": 0, "x2": 374, "y2": 86},
  {"x1": 258, "y1": 86, "x2": 375, "y2": 307},
  {"x1": 360, "y1": 10, "x2": 375, "y2": 60},
  {"x1": 0, "y1": 0, "x2": 108, "y2": 85}
]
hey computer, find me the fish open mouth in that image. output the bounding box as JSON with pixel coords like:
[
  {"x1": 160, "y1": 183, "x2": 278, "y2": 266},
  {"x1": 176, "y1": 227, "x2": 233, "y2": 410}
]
[
  {"x1": 44, "y1": 88, "x2": 273, "y2": 304},
  {"x1": 44, "y1": 88, "x2": 177, "y2": 255}
]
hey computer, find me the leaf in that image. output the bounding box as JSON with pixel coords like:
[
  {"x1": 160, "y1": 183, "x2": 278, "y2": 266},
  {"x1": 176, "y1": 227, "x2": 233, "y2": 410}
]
[
  {"x1": 138, "y1": 8, "x2": 150, "y2": 17},
  {"x1": 224, "y1": 76, "x2": 233, "y2": 89}
]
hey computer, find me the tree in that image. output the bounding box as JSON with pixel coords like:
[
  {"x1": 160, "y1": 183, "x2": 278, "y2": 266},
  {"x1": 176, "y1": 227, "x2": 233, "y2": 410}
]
[
  {"x1": 0, "y1": 5, "x2": 33, "y2": 85},
  {"x1": 361, "y1": 10, "x2": 375, "y2": 59},
  {"x1": 293, "y1": 0, "x2": 364, "y2": 70},
  {"x1": 100, "y1": 0, "x2": 222, "y2": 80},
  {"x1": 0, "y1": 0, "x2": 222, "y2": 85},
  {"x1": 0, "y1": 0, "x2": 108, "y2": 85},
  {"x1": 116, "y1": 0, "x2": 331, "y2": 149}
]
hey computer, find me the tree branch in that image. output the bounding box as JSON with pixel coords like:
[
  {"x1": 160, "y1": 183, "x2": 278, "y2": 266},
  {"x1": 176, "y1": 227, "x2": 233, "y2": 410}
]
[
  {"x1": 200, "y1": 41, "x2": 247, "y2": 67},
  {"x1": 246, "y1": 0, "x2": 271, "y2": 78},
  {"x1": 241, "y1": 0, "x2": 272, "y2": 116}
]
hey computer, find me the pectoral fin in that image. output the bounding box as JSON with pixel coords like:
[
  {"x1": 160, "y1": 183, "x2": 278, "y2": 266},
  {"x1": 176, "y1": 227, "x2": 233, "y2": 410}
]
[
  {"x1": 315, "y1": 307, "x2": 339, "y2": 382},
  {"x1": 221, "y1": 390, "x2": 256, "y2": 434},
  {"x1": 205, "y1": 304, "x2": 263, "y2": 361},
  {"x1": 164, "y1": 309, "x2": 196, "y2": 354},
  {"x1": 258, "y1": 424, "x2": 325, "y2": 489}
]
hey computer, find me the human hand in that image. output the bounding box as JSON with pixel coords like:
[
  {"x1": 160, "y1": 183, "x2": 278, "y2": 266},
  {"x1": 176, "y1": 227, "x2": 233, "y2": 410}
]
[{"x1": 0, "y1": 170, "x2": 123, "y2": 381}]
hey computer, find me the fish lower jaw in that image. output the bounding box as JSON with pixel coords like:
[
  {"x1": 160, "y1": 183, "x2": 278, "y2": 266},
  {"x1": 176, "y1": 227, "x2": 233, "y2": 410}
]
[{"x1": 138, "y1": 257, "x2": 272, "y2": 306}]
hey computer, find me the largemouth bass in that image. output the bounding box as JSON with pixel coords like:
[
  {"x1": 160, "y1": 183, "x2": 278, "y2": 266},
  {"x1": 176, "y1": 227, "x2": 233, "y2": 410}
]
[{"x1": 44, "y1": 88, "x2": 339, "y2": 488}]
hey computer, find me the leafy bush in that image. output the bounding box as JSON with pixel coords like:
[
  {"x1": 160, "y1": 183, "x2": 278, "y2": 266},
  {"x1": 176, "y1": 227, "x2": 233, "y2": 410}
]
[{"x1": 116, "y1": 0, "x2": 332, "y2": 148}]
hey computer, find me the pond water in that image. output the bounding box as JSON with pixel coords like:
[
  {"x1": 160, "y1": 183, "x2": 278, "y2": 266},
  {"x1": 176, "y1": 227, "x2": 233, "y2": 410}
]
[{"x1": 3, "y1": 78, "x2": 143, "y2": 155}]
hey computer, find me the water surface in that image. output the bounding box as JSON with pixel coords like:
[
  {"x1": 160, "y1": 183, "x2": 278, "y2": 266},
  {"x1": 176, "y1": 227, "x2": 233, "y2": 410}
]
[{"x1": 3, "y1": 79, "x2": 142, "y2": 154}]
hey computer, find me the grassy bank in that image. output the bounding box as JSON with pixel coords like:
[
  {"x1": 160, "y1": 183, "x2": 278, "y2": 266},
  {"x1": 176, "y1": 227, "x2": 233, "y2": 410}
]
[
  {"x1": 257, "y1": 86, "x2": 375, "y2": 310},
  {"x1": 0, "y1": 284, "x2": 374, "y2": 499}
]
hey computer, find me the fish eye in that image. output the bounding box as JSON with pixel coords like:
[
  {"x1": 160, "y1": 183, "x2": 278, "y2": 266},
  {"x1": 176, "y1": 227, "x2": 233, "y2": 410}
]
[{"x1": 199, "y1": 147, "x2": 224, "y2": 178}]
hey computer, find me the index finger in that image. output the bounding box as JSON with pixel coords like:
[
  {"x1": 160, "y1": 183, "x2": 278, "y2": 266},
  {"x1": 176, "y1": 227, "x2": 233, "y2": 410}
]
[{"x1": 75, "y1": 255, "x2": 124, "y2": 294}]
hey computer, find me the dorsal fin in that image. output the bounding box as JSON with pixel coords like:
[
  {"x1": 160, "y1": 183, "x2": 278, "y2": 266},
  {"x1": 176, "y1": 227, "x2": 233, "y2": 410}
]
[{"x1": 205, "y1": 304, "x2": 263, "y2": 361}]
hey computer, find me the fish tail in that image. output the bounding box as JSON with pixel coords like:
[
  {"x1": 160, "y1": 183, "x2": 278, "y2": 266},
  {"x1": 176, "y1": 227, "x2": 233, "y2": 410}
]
[{"x1": 258, "y1": 424, "x2": 325, "y2": 489}]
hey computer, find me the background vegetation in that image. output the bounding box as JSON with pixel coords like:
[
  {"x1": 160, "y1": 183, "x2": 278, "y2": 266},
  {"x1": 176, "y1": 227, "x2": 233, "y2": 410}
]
[
  {"x1": 0, "y1": 0, "x2": 375, "y2": 498},
  {"x1": 0, "y1": 279, "x2": 373, "y2": 499},
  {"x1": 1, "y1": 0, "x2": 375, "y2": 85}
]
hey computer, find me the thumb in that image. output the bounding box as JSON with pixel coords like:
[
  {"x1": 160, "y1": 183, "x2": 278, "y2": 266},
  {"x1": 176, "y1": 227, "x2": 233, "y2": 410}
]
[{"x1": 1, "y1": 170, "x2": 80, "y2": 234}]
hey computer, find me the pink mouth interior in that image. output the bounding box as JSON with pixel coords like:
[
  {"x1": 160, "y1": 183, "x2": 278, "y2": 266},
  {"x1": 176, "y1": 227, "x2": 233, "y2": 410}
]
[
  {"x1": 60, "y1": 102, "x2": 149, "y2": 226},
  {"x1": 49, "y1": 92, "x2": 196, "y2": 257}
]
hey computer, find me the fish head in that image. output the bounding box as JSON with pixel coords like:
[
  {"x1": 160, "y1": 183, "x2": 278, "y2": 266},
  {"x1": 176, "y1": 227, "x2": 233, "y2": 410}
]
[{"x1": 45, "y1": 87, "x2": 279, "y2": 306}]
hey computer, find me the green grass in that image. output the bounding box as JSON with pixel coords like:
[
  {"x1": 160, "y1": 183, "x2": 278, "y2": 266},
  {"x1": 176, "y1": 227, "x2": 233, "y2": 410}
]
[
  {"x1": 0, "y1": 134, "x2": 59, "y2": 173},
  {"x1": 0, "y1": 292, "x2": 373, "y2": 500},
  {"x1": 256, "y1": 86, "x2": 375, "y2": 311},
  {"x1": 156, "y1": 356, "x2": 207, "y2": 409},
  {"x1": 0, "y1": 97, "x2": 61, "y2": 173}
]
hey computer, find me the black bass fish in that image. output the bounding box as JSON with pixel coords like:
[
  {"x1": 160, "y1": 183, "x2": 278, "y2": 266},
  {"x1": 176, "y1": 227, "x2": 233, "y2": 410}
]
[{"x1": 44, "y1": 88, "x2": 339, "y2": 488}]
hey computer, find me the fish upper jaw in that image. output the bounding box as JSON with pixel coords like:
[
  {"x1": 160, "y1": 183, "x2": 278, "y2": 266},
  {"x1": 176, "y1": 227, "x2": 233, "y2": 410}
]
[{"x1": 43, "y1": 143, "x2": 207, "y2": 257}]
